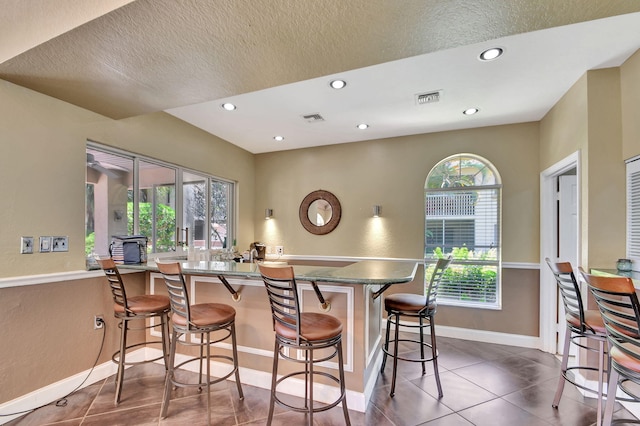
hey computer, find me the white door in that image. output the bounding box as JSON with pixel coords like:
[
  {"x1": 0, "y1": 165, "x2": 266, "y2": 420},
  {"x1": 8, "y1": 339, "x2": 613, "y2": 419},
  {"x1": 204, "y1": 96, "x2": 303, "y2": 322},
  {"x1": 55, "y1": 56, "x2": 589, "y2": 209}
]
[{"x1": 557, "y1": 174, "x2": 578, "y2": 355}]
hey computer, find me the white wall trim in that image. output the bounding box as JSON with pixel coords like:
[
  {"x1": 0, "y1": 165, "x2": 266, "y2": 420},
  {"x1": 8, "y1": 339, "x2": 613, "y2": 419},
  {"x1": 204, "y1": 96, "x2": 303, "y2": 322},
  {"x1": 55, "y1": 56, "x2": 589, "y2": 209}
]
[
  {"x1": 540, "y1": 150, "x2": 581, "y2": 354},
  {"x1": 0, "y1": 268, "x2": 142, "y2": 289},
  {"x1": 1, "y1": 261, "x2": 540, "y2": 289}
]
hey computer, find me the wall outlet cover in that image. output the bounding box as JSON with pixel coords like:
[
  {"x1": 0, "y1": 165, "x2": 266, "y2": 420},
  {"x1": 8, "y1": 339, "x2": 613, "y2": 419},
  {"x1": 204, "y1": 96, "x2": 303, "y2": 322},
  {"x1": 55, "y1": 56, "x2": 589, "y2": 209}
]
[
  {"x1": 21, "y1": 237, "x2": 34, "y2": 254},
  {"x1": 52, "y1": 236, "x2": 69, "y2": 252}
]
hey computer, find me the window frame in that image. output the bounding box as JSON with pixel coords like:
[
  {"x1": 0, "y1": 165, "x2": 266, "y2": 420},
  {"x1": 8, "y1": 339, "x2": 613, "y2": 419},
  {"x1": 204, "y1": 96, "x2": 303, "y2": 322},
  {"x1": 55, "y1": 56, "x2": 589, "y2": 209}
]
[
  {"x1": 424, "y1": 154, "x2": 502, "y2": 309},
  {"x1": 86, "y1": 142, "x2": 236, "y2": 258}
]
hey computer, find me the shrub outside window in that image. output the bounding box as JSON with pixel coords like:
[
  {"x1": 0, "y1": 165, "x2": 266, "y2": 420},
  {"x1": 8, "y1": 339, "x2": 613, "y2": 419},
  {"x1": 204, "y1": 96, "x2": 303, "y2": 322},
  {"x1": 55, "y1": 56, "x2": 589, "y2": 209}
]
[{"x1": 425, "y1": 154, "x2": 502, "y2": 309}]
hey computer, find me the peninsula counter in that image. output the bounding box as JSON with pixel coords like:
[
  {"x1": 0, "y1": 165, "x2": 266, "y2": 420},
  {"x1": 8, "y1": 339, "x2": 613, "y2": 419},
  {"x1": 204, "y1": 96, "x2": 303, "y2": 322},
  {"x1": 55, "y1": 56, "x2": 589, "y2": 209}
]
[{"x1": 119, "y1": 259, "x2": 419, "y2": 412}]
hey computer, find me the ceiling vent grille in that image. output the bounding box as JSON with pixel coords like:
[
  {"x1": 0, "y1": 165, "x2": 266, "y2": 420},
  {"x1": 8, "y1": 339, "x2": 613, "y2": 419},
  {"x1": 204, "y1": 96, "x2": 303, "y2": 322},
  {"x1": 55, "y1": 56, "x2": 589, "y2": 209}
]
[
  {"x1": 416, "y1": 91, "x2": 441, "y2": 105},
  {"x1": 302, "y1": 113, "x2": 325, "y2": 122}
]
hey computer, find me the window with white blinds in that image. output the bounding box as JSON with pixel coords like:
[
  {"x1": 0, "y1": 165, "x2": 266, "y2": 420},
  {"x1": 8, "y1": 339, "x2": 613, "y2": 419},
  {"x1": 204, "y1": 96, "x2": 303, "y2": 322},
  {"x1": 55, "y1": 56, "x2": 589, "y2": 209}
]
[
  {"x1": 626, "y1": 159, "x2": 640, "y2": 266},
  {"x1": 425, "y1": 155, "x2": 502, "y2": 309}
]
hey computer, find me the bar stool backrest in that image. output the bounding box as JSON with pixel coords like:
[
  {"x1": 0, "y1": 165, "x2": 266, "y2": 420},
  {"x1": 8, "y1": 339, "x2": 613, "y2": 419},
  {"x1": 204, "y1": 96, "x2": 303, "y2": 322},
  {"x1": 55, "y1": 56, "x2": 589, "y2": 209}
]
[
  {"x1": 258, "y1": 265, "x2": 303, "y2": 345},
  {"x1": 546, "y1": 258, "x2": 590, "y2": 333},
  {"x1": 97, "y1": 257, "x2": 131, "y2": 315},
  {"x1": 156, "y1": 262, "x2": 192, "y2": 329},
  {"x1": 424, "y1": 256, "x2": 453, "y2": 313},
  {"x1": 581, "y1": 270, "x2": 640, "y2": 342}
]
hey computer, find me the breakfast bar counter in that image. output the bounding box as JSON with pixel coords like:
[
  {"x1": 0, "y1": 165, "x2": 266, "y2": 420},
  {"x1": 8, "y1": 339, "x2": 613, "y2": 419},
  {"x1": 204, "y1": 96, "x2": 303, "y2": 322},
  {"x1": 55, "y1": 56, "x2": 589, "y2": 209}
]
[
  {"x1": 119, "y1": 259, "x2": 419, "y2": 412},
  {"x1": 121, "y1": 259, "x2": 419, "y2": 286}
]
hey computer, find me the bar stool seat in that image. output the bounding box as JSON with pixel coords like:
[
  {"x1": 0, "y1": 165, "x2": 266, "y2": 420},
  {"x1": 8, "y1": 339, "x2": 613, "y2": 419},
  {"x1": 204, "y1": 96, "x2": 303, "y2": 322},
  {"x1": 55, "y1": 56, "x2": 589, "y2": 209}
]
[
  {"x1": 384, "y1": 294, "x2": 436, "y2": 313},
  {"x1": 97, "y1": 258, "x2": 171, "y2": 406},
  {"x1": 171, "y1": 303, "x2": 235, "y2": 327},
  {"x1": 259, "y1": 264, "x2": 350, "y2": 426},
  {"x1": 156, "y1": 261, "x2": 243, "y2": 425},
  {"x1": 275, "y1": 312, "x2": 342, "y2": 341},
  {"x1": 381, "y1": 256, "x2": 452, "y2": 398}
]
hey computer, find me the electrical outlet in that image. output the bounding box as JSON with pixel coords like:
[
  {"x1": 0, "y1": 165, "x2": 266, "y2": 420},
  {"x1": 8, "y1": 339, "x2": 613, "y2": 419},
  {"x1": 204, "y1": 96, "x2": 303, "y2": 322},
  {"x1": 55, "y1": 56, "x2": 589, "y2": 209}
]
[
  {"x1": 276, "y1": 246, "x2": 284, "y2": 255},
  {"x1": 94, "y1": 315, "x2": 104, "y2": 329},
  {"x1": 52, "y1": 236, "x2": 68, "y2": 252}
]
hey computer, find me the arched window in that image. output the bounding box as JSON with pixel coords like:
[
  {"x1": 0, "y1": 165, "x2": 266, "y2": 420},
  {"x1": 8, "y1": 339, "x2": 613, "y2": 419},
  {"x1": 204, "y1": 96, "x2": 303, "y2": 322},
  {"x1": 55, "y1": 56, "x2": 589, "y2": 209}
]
[{"x1": 425, "y1": 154, "x2": 502, "y2": 308}]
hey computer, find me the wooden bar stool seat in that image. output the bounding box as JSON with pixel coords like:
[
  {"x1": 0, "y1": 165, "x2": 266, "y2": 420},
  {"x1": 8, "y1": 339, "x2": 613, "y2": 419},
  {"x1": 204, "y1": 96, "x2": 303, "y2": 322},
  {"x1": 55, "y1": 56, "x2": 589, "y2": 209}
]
[{"x1": 97, "y1": 258, "x2": 171, "y2": 406}]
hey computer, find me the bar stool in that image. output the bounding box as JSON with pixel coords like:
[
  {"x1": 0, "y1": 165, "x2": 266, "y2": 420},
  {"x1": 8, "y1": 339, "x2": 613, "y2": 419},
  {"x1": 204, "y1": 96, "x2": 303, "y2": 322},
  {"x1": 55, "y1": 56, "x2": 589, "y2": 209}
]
[
  {"x1": 581, "y1": 269, "x2": 640, "y2": 426},
  {"x1": 381, "y1": 256, "x2": 452, "y2": 397},
  {"x1": 258, "y1": 264, "x2": 350, "y2": 426},
  {"x1": 545, "y1": 259, "x2": 607, "y2": 426},
  {"x1": 97, "y1": 258, "x2": 171, "y2": 405},
  {"x1": 156, "y1": 262, "x2": 243, "y2": 425}
]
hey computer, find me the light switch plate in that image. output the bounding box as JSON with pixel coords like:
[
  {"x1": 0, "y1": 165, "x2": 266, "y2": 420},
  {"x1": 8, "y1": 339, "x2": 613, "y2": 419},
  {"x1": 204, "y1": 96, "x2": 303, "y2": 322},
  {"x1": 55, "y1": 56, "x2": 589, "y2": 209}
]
[
  {"x1": 21, "y1": 237, "x2": 34, "y2": 254},
  {"x1": 39, "y1": 236, "x2": 51, "y2": 252},
  {"x1": 52, "y1": 236, "x2": 68, "y2": 252}
]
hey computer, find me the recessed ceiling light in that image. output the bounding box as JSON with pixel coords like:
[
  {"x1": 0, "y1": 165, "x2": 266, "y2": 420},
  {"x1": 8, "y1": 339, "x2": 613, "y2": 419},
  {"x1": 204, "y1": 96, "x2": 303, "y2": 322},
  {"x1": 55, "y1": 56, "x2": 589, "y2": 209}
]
[
  {"x1": 357, "y1": 123, "x2": 369, "y2": 129},
  {"x1": 330, "y1": 79, "x2": 347, "y2": 89},
  {"x1": 479, "y1": 47, "x2": 503, "y2": 61},
  {"x1": 221, "y1": 102, "x2": 236, "y2": 111},
  {"x1": 273, "y1": 135, "x2": 284, "y2": 141},
  {"x1": 463, "y1": 108, "x2": 479, "y2": 115}
]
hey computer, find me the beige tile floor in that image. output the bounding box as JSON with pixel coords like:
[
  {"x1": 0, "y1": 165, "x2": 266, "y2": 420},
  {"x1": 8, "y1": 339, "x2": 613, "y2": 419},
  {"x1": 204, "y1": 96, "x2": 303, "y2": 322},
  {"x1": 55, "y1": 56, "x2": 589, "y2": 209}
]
[{"x1": 4, "y1": 335, "x2": 637, "y2": 425}]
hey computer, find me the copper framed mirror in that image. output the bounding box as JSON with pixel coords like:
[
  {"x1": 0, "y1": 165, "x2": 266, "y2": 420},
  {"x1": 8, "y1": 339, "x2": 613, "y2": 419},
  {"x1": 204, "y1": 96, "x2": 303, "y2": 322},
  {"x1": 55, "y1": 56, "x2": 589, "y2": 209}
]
[{"x1": 299, "y1": 190, "x2": 342, "y2": 235}]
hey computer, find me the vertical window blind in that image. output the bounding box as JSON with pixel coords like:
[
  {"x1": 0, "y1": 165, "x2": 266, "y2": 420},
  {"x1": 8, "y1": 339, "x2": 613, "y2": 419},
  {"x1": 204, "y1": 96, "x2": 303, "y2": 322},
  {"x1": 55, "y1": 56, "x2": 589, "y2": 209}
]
[{"x1": 627, "y1": 159, "x2": 640, "y2": 266}]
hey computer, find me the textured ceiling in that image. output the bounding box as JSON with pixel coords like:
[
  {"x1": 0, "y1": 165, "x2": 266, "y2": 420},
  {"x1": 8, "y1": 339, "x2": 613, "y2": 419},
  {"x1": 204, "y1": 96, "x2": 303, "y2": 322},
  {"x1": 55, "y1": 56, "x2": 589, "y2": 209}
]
[{"x1": 2, "y1": 0, "x2": 640, "y2": 152}]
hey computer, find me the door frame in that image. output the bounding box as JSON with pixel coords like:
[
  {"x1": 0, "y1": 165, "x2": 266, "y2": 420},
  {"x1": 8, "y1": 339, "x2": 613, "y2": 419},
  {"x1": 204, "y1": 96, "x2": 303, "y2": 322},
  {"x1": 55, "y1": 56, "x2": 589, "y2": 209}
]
[{"x1": 540, "y1": 150, "x2": 581, "y2": 353}]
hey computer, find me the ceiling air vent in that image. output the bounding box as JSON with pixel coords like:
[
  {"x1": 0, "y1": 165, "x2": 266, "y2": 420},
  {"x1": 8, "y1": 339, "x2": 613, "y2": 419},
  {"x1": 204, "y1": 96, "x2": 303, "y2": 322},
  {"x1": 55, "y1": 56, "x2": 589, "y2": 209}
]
[
  {"x1": 302, "y1": 113, "x2": 325, "y2": 123},
  {"x1": 416, "y1": 91, "x2": 441, "y2": 105}
]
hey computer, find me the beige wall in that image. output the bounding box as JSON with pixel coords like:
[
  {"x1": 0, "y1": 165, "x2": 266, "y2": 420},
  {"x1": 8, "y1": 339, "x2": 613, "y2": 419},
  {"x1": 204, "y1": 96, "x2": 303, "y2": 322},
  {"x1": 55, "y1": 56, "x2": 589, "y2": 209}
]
[
  {"x1": 540, "y1": 68, "x2": 626, "y2": 270},
  {"x1": 585, "y1": 68, "x2": 625, "y2": 268},
  {"x1": 0, "y1": 273, "x2": 143, "y2": 403},
  {"x1": 255, "y1": 122, "x2": 540, "y2": 263},
  {"x1": 0, "y1": 80, "x2": 255, "y2": 279},
  {"x1": 621, "y1": 49, "x2": 640, "y2": 160}
]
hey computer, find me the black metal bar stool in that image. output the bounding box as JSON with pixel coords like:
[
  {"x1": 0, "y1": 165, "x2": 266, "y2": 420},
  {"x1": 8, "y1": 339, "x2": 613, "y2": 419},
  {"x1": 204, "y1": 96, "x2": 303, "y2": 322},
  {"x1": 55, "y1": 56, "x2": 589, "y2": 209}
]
[
  {"x1": 156, "y1": 261, "x2": 243, "y2": 425},
  {"x1": 258, "y1": 264, "x2": 351, "y2": 426},
  {"x1": 546, "y1": 259, "x2": 607, "y2": 426},
  {"x1": 381, "y1": 256, "x2": 452, "y2": 397},
  {"x1": 97, "y1": 257, "x2": 171, "y2": 405}
]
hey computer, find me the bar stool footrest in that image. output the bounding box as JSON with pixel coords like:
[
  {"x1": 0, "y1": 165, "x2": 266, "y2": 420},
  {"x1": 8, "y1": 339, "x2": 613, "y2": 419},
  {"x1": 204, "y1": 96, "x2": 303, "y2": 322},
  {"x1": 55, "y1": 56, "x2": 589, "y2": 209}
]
[
  {"x1": 273, "y1": 370, "x2": 346, "y2": 413},
  {"x1": 381, "y1": 338, "x2": 438, "y2": 363}
]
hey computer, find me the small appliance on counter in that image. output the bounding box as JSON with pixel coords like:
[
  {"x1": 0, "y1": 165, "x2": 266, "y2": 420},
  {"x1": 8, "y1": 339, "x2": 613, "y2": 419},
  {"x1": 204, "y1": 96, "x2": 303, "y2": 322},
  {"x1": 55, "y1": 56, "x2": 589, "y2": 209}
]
[{"x1": 250, "y1": 242, "x2": 266, "y2": 260}]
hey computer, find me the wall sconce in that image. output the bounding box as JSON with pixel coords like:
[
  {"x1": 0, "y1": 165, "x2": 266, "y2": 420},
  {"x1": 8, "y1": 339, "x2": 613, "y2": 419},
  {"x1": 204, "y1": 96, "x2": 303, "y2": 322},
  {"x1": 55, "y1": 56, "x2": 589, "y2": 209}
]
[
  {"x1": 265, "y1": 208, "x2": 273, "y2": 219},
  {"x1": 373, "y1": 205, "x2": 381, "y2": 217}
]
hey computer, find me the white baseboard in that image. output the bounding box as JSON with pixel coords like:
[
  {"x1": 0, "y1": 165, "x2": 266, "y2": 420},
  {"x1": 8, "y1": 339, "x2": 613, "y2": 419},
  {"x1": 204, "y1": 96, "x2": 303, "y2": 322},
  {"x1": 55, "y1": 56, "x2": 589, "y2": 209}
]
[
  {"x1": 0, "y1": 352, "x2": 125, "y2": 425},
  {"x1": 387, "y1": 319, "x2": 541, "y2": 350},
  {"x1": 0, "y1": 326, "x2": 547, "y2": 425},
  {"x1": 0, "y1": 348, "x2": 364, "y2": 425}
]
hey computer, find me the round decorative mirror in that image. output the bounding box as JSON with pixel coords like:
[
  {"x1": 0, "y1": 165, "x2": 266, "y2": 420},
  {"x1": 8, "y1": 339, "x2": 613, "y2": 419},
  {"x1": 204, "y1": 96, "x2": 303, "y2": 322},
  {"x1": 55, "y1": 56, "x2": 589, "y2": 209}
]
[{"x1": 299, "y1": 190, "x2": 342, "y2": 235}]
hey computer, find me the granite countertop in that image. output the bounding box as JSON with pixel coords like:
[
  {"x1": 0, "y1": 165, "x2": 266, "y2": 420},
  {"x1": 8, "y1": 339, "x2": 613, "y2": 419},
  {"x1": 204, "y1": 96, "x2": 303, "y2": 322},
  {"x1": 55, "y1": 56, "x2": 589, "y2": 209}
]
[{"x1": 120, "y1": 259, "x2": 419, "y2": 286}]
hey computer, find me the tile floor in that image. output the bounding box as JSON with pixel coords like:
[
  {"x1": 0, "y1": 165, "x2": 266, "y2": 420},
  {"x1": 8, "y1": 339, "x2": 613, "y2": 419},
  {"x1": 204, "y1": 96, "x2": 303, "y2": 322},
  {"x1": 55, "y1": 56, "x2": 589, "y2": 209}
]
[{"x1": 4, "y1": 335, "x2": 638, "y2": 425}]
